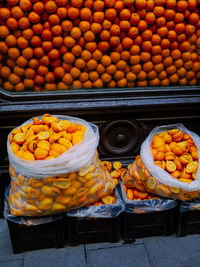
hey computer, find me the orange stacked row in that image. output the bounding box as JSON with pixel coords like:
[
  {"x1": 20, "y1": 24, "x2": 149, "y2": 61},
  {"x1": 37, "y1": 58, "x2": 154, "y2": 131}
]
[
  {"x1": 151, "y1": 129, "x2": 198, "y2": 182},
  {"x1": 0, "y1": 0, "x2": 200, "y2": 91},
  {"x1": 9, "y1": 113, "x2": 86, "y2": 160}
]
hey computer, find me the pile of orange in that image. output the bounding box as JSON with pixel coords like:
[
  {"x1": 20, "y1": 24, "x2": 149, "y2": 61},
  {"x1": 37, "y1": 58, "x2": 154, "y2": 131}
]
[
  {"x1": 101, "y1": 160, "x2": 128, "y2": 179},
  {"x1": 9, "y1": 114, "x2": 86, "y2": 160},
  {"x1": 151, "y1": 129, "x2": 198, "y2": 181},
  {"x1": 101, "y1": 159, "x2": 159, "y2": 201},
  {"x1": 8, "y1": 118, "x2": 118, "y2": 216},
  {"x1": 123, "y1": 128, "x2": 199, "y2": 200},
  {"x1": 0, "y1": 0, "x2": 200, "y2": 91}
]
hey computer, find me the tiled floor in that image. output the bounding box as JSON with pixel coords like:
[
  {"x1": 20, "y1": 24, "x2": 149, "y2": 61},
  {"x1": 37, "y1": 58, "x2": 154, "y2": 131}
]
[{"x1": 1, "y1": 218, "x2": 200, "y2": 267}]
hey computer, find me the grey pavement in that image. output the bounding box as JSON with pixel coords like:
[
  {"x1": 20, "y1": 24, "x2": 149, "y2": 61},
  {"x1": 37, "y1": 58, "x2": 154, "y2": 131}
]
[{"x1": 1, "y1": 218, "x2": 200, "y2": 267}]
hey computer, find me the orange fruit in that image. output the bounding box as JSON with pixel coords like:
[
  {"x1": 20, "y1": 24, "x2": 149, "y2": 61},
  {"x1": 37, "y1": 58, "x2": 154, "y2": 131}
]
[
  {"x1": 138, "y1": 20, "x2": 147, "y2": 31},
  {"x1": 86, "y1": 59, "x2": 98, "y2": 70},
  {"x1": 152, "y1": 55, "x2": 162, "y2": 65},
  {"x1": 81, "y1": 50, "x2": 92, "y2": 61},
  {"x1": 98, "y1": 41, "x2": 109, "y2": 52},
  {"x1": 45, "y1": 1, "x2": 57, "y2": 13},
  {"x1": 166, "y1": 160, "x2": 176, "y2": 172},
  {"x1": 177, "y1": 0, "x2": 188, "y2": 12},
  {"x1": 62, "y1": 20, "x2": 73, "y2": 32},
  {"x1": 175, "y1": 23, "x2": 186, "y2": 34},
  {"x1": 48, "y1": 14, "x2": 60, "y2": 26},
  {"x1": 80, "y1": 7, "x2": 92, "y2": 20},
  {"x1": 145, "y1": 12, "x2": 156, "y2": 24},
  {"x1": 64, "y1": 36, "x2": 76, "y2": 48},
  {"x1": 22, "y1": 29, "x2": 33, "y2": 40},
  {"x1": 34, "y1": 75, "x2": 45, "y2": 85},
  {"x1": 0, "y1": 66, "x2": 11, "y2": 79},
  {"x1": 142, "y1": 41, "x2": 152, "y2": 52},
  {"x1": 0, "y1": 25, "x2": 9, "y2": 38},
  {"x1": 33, "y1": 2, "x2": 45, "y2": 14},
  {"x1": 57, "y1": 7, "x2": 67, "y2": 19},
  {"x1": 93, "y1": 11, "x2": 105, "y2": 23},
  {"x1": 71, "y1": 0, "x2": 83, "y2": 7},
  {"x1": 74, "y1": 58, "x2": 86, "y2": 69},
  {"x1": 153, "y1": 6, "x2": 165, "y2": 17},
  {"x1": 93, "y1": 0, "x2": 105, "y2": 11},
  {"x1": 156, "y1": 16, "x2": 166, "y2": 28},
  {"x1": 71, "y1": 27, "x2": 82, "y2": 39},
  {"x1": 18, "y1": 17, "x2": 30, "y2": 30},
  {"x1": 0, "y1": 8, "x2": 11, "y2": 21},
  {"x1": 135, "y1": 0, "x2": 146, "y2": 10},
  {"x1": 5, "y1": 35, "x2": 17, "y2": 48},
  {"x1": 105, "y1": 8, "x2": 117, "y2": 20},
  {"x1": 70, "y1": 67, "x2": 81, "y2": 79},
  {"x1": 186, "y1": 24, "x2": 196, "y2": 36},
  {"x1": 79, "y1": 21, "x2": 90, "y2": 33},
  {"x1": 152, "y1": 45, "x2": 162, "y2": 55},
  {"x1": 130, "y1": 13, "x2": 140, "y2": 25},
  {"x1": 83, "y1": 80, "x2": 92, "y2": 89},
  {"x1": 28, "y1": 11, "x2": 40, "y2": 24},
  {"x1": 31, "y1": 36, "x2": 42, "y2": 47},
  {"x1": 151, "y1": 34, "x2": 161, "y2": 45},
  {"x1": 157, "y1": 26, "x2": 168, "y2": 38},
  {"x1": 119, "y1": 20, "x2": 131, "y2": 31},
  {"x1": 140, "y1": 52, "x2": 151, "y2": 63},
  {"x1": 79, "y1": 72, "x2": 89, "y2": 83},
  {"x1": 68, "y1": 7, "x2": 79, "y2": 20}
]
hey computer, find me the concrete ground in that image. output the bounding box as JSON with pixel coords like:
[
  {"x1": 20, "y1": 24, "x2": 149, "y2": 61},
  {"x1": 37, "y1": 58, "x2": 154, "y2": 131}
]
[{"x1": 1, "y1": 218, "x2": 200, "y2": 267}]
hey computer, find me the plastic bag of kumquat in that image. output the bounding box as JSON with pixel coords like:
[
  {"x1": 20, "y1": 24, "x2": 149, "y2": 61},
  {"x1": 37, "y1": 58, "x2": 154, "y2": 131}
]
[
  {"x1": 124, "y1": 124, "x2": 200, "y2": 201},
  {"x1": 119, "y1": 181, "x2": 177, "y2": 214},
  {"x1": 67, "y1": 187, "x2": 124, "y2": 218},
  {"x1": 7, "y1": 114, "x2": 116, "y2": 216}
]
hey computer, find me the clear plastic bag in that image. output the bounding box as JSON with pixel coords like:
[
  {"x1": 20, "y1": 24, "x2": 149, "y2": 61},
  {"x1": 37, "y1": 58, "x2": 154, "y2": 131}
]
[
  {"x1": 7, "y1": 115, "x2": 115, "y2": 216},
  {"x1": 179, "y1": 198, "x2": 200, "y2": 213},
  {"x1": 4, "y1": 187, "x2": 63, "y2": 226},
  {"x1": 7, "y1": 115, "x2": 99, "y2": 178},
  {"x1": 123, "y1": 124, "x2": 200, "y2": 201},
  {"x1": 67, "y1": 187, "x2": 125, "y2": 218},
  {"x1": 119, "y1": 181, "x2": 177, "y2": 214}
]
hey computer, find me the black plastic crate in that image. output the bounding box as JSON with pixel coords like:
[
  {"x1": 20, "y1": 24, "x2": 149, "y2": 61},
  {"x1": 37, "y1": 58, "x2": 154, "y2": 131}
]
[
  {"x1": 0, "y1": 171, "x2": 10, "y2": 218},
  {"x1": 175, "y1": 208, "x2": 200, "y2": 237},
  {"x1": 7, "y1": 218, "x2": 65, "y2": 254},
  {"x1": 122, "y1": 208, "x2": 175, "y2": 242},
  {"x1": 66, "y1": 215, "x2": 120, "y2": 246}
]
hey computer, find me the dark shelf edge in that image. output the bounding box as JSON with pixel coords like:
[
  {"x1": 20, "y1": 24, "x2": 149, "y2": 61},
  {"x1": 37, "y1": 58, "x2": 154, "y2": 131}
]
[{"x1": 0, "y1": 86, "x2": 200, "y2": 103}]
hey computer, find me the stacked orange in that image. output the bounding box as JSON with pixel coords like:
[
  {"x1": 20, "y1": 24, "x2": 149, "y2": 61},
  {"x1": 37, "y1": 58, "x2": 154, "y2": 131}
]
[
  {"x1": 151, "y1": 129, "x2": 198, "y2": 182},
  {"x1": 9, "y1": 113, "x2": 86, "y2": 160},
  {"x1": 0, "y1": 0, "x2": 200, "y2": 91}
]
